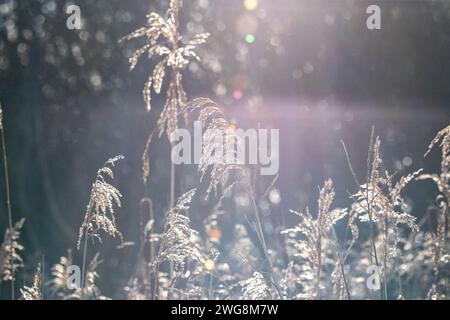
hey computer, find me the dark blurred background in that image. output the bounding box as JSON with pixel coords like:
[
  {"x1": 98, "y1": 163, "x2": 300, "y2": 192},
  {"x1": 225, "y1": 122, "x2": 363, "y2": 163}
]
[{"x1": 0, "y1": 0, "x2": 450, "y2": 297}]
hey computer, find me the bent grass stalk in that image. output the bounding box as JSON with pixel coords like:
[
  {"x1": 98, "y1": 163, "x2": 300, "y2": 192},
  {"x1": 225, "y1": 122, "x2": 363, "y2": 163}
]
[{"x1": 78, "y1": 156, "x2": 124, "y2": 299}]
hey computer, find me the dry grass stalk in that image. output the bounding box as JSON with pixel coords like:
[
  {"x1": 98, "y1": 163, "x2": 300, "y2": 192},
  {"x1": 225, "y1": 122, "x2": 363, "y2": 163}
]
[
  {"x1": 20, "y1": 263, "x2": 42, "y2": 300},
  {"x1": 420, "y1": 125, "x2": 449, "y2": 201},
  {"x1": 183, "y1": 97, "x2": 284, "y2": 297},
  {"x1": 47, "y1": 249, "x2": 74, "y2": 299},
  {"x1": 77, "y1": 155, "x2": 125, "y2": 249},
  {"x1": 121, "y1": 0, "x2": 209, "y2": 139},
  {"x1": 77, "y1": 155, "x2": 124, "y2": 300},
  {"x1": 282, "y1": 180, "x2": 349, "y2": 299},
  {"x1": 125, "y1": 198, "x2": 158, "y2": 300},
  {"x1": 152, "y1": 189, "x2": 206, "y2": 299},
  {"x1": 183, "y1": 97, "x2": 249, "y2": 196},
  {"x1": 418, "y1": 125, "x2": 450, "y2": 299},
  {"x1": 0, "y1": 219, "x2": 25, "y2": 284},
  {"x1": 121, "y1": 0, "x2": 209, "y2": 187},
  {"x1": 68, "y1": 253, "x2": 110, "y2": 300},
  {"x1": 163, "y1": 191, "x2": 202, "y2": 256},
  {"x1": 344, "y1": 129, "x2": 421, "y2": 298},
  {"x1": 241, "y1": 272, "x2": 271, "y2": 300}
]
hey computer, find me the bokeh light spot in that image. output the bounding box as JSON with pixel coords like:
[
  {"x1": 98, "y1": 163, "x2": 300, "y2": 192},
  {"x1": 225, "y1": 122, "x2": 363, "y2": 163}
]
[
  {"x1": 245, "y1": 34, "x2": 255, "y2": 44},
  {"x1": 244, "y1": 0, "x2": 258, "y2": 11},
  {"x1": 204, "y1": 259, "x2": 216, "y2": 272},
  {"x1": 233, "y1": 89, "x2": 244, "y2": 100},
  {"x1": 208, "y1": 228, "x2": 222, "y2": 241},
  {"x1": 269, "y1": 189, "x2": 281, "y2": 204}
]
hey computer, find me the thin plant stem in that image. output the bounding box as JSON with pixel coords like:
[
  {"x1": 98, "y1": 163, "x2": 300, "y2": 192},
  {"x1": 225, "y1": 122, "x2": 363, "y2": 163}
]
[
  {"x1": 315, "y1": 231, "x2": 322, "y2": 298},
  {"x1": 169, "y1": 161, "x2": 176, "y2": 283},
  {"x1": 41, "y1": 255, "x2": 45, "y2": 300},
  {"x1": 81, "y1": 232, "x2": 88, "y2": 299},
  {"x1": 1, "y1": 115, "x2": 15, "y2": 300},
  {"x1": 152, "y1": 218, "x2": 168, "y2": 300},
  {"x1": 365, "y1": 129, "x2": 383, "y2": 300},
  {"x1": 341, "y1": 135, "x2": 383, "y2": 299},
  {"x1": 245, "y1": 183, "x2": 283, "y2": 299},
  {"x1": 208, "y1": 272, "x2": 213, "y2": 300},
  {"x1": 134, "y1": 198, "x2": 155, "y2": 298},
  {"x1": 383, "y1": 214, "x2": 389, "y2": 299},
  {"x1": 80, "y1": 196, "x2": 94, "y2": 300},
  {"x1": 80, "y1": 222, "x2": 89, "y2": 300},
  {"x1": 329, "y1": 226, "x2": 352, "y2": 300},
  {"x1": 170, "y1": 161, "x2": 175, "y2": 209}
]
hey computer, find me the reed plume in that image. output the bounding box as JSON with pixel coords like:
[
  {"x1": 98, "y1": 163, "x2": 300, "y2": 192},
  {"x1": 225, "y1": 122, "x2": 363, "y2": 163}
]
[
  {"x1": 77, "y1": 155, "x2": 125, "y2": 250},
  {"x1": 152, "y1": 189, "x2": 206, "y2": 299},
  {"x1": 77, "y1": 155, "x2": 124, "y2": 300},
  {"x1": 183, "y1": 98, "x2": 249, "y2": 196},
  {"x1": 121, "y1": 0, "x2": 209, "y2": 139},
  {"x1": 156, "y1": 189, "x2": 205, "y2": 273},
  {"x1": 121, "y1": 0, "x2": 209, "y2": 188}
]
